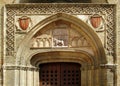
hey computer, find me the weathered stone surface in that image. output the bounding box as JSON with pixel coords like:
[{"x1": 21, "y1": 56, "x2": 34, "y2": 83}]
[{"x1": 0, "y1": 1, "x2": 119, "y2": 86}]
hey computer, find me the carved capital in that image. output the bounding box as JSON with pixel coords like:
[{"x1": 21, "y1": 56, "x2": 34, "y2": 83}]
[{"x1": 100, "y1": 64, "x2": 117, "y2": 72}]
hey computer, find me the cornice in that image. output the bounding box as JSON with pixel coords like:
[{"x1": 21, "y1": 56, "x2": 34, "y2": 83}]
[{"x1": 5, "y1": 3, "x2": 116, "y2": 8}]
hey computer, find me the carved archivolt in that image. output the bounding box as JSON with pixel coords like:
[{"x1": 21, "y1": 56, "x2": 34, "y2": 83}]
[{"x1": 5, "y1": 4, "x2": 115, "y2": 59}]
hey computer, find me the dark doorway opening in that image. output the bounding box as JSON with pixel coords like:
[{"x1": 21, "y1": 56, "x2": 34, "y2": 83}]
[{"x1": 39, "y1": 62, "x2": 81, "y2": 86}]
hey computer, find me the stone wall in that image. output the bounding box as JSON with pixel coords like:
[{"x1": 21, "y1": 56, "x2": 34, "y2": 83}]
[
  {"x1": 107, "y1": 0, "x2": 120, "y2": 86},
  {"x1": 0, "y1": 1, "x2": 4, "y2": 85},
  {"x1": 116, "y1": 0, "x2": 120, "y2": 86}
]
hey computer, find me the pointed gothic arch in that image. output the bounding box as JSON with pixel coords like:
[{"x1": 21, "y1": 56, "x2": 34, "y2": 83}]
[
  {"x1": 16, "y1": 13, "x2": 106, "y2": 65},
  {"x1": 15, "y1": 13, "x2": 107, "y2": 86}
]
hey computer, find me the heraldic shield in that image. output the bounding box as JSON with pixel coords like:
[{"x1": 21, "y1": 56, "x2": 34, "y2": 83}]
[
  {"x1": 18, "y1": 16, "x2": 31, "y2": 30},
  {"x1": 90, "y1": 14, "x2": 102, "y2": 29}
]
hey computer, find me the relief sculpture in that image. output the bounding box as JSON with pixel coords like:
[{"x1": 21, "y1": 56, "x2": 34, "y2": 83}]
[
  {"x1": 31, "y1": 23, "x2": 91, "y2": 48},
  {"x1": 16, "y1": 16, "x2": 32, "y2": 32},
  {"x1": 88, "y1": 14, "x2": 104, "y2": 32},
  {"x1": 32, "y1": 34, "x2": 52, "y2": 48},
  {"x1": 53, "y1": 38, "x2": 65, "y2": 47}
]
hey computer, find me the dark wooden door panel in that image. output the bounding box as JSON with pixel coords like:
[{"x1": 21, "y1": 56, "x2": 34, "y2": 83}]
[
  {"x1": 61, "y1": 63, "x2": 81, "y2": 86},
  {"x1": 40, "y1": 63, "x2": 81, "y2": 86},
  {"x1": 40, "y1": 63, "x2": 60, "y2": 86}
]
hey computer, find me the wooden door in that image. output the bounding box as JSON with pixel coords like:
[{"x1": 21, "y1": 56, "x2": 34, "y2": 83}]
[{"x1": 39, "y1": 63, "x2": 81, "y2": 86}]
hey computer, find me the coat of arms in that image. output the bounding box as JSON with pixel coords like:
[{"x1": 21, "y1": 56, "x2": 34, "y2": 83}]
[
  {"x1": 18, "y1": 16, "x2": 31, "y2": 31},
  {"x1": 89, "y1": 14, "x2": 104, "y2": 31}
]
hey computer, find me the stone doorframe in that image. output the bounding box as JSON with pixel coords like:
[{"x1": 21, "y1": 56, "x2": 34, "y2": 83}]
[
  {"x1": 31, "y1": 51, "x2": 97, "y2": 86},
  {"x1": 15, "y1": 13, "x2": 107, "y2": 86}
]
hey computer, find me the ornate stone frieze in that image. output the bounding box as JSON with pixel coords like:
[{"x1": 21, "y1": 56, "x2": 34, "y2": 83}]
[
  {"x1": 6, "y1": 7, "x2": 16, "y2": 56},
  {"x1": 5, "y1": 4, "x2": 116, "y2": 58}
]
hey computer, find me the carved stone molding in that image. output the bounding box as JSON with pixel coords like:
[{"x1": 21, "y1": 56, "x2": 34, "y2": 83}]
[
  {"x1": 2, "y1": 65, "x2": 103, "y2": 71},
  {"x1": 5, "y1": 4, "x2": 116, "y2": 58},
  {"x1": 2, "y1": 65, "x2": 39, "y2": 71},
  {"x1": 100, "y1": 64, "x2": 117, "y2": 72}
]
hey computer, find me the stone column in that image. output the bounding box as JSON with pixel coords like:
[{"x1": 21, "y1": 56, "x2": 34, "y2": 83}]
[
  {"x1": 14, "y1": 69, "x2": 20, "y2": 86},
  {"x1": 3, "y1": 66, "x2": 15, "y2": 86},
  {"x1": 26, "y1": 67, "x2": 39, "y2": 86},
  {"x1": 107, "y1": 69, "x2": 114, "y2": 86},
  {"x1": 100, "y1": 64, "x2": 116, "y2": 86},
  {"x1": 19, "y1": 68, "x2": 26, "y2": 86},
  {"x1": 33, "y1": 68, "x2": 39, "y2": 86},
  {"x1": 99, "y1": 68, "x2": 107, "y2": 86},
  {"x1": 0, "y1": 3, "x2": 4, "y2": 86},
  {"x1": 81, "y1": 65, "x2": 87, "y2": 86},
  {"x1": 87, "y1": 65, "x2": 93, "y2": 86},
  {"x1": 27, "y1": 68, "x2": 34, "y2": 86},
  {"x1": 95, "y1": 69, "x2": 99, "y2": 86},
  {"x1": 14, "y1": 66, "x2": 39, "y2": 86},
  {"x1": 91, "y1": 65, "x2": 101, "y2": 86},
  {"x1": 81, "y1": 65, "x2": 95, "y2": 86}
]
